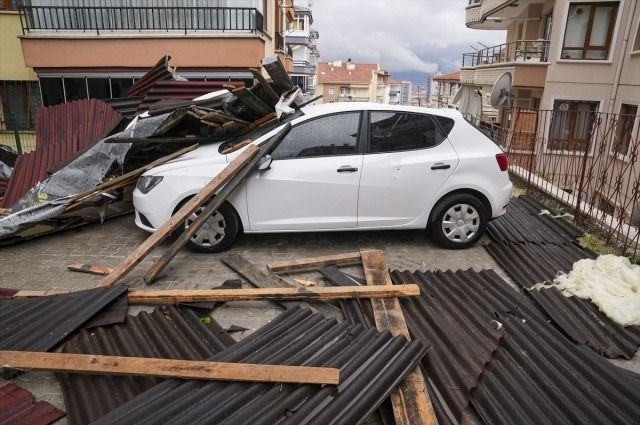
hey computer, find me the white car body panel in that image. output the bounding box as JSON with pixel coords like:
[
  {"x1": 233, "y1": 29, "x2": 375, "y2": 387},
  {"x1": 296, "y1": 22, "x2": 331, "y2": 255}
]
[{"x1": 133, "y1": 102, "x2": 512, "y2": 236}]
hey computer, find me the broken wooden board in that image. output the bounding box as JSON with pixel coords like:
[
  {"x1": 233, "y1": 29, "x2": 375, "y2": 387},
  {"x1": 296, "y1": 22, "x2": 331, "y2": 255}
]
[
  {"x1": 67, "y1": 263, "x2": 113, "y2": 276},
  {"x1": 221, "y1": 139, "x2": 252, "y2": 155},
  {"x1": 361, "y1": 249, "x2": 437, "y2": 425},
  {"x1": 261, "y1": 55, "x2": 295, "y2": 94},
  {"x1": 0, "y1": 351, "x2": 339, "y2": 385},
  {"x1": 267, "y1": 252, "x2": 362, "y2": 274},
  {"x1": 13, "y1": 285, "x2": 420, "y2": 303},
  {"x1": 233, "y1": 88, "x2": 273, "y2": 117},
  {"x1": 97, "y1": 144, "x2": 259, "y2": 287},
  {"x1": 249, "y1": 68, "x2": 280, "y2": 103}
]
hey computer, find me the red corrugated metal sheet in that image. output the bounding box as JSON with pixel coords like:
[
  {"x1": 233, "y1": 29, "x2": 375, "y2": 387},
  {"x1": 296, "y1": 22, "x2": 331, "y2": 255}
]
[
  {"x1": 0, "y1": 99, "x2": 122, "y2": 208},
  {"x1": 0, "y1": 383, "x2": 65, "y2": 425},
  {"x1": 136, "y1": 80, "x2": 244, "y2": 114},
  {"x1": 127, "y1": 55, "x2": 175, "y2": 97},
  {"x1": 0, "y1": 176, "x2": 8, "y2": 196}
]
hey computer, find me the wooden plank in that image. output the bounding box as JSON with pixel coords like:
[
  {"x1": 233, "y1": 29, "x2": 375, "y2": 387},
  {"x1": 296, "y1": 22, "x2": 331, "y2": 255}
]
[
  {"x1": 244, "y1": 112, "x2": 277, "y2": 132},
  {"x1": 142, "y1": 126, "x2": 289, "y2": 285},
  {"x1": 261, "y1": 55, "x2": 294, "y2": 94},
  {"x1": 0, "y1": 351, "x2": 339, "y2": 385},
  {"x1": 361, "y1": 249, "x2": 438, "y2": 425},
  {"x1": 233, "y1": 87, "x2": 273, "y2": 117},
  {"x1": 13, "y1": 285, "x2": 420, "y2": 303},
  {"x1": 97, "y1": 144, "x2": 260, "y2": 287},
  {"x1": 249, "y1": 68, "x2": 280, "y2": 103},
  {"x1": 67, "y1": 263, "x2": 113, "y2": 276},
  {"x1": 221, "y1": 139, "x2": 252, "y2": 155},
  {"x1": 267, "y1": 252, "x2": 362, "y2": 274}
]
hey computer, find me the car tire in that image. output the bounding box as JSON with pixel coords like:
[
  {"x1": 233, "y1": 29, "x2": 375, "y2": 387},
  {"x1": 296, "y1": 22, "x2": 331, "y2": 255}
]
[
  {"x1": 429, "y1": 193, "x2": 487, "y2": 249},
  {"x1": 182, "y1": 201, "x2": 240, "y2": 253}
]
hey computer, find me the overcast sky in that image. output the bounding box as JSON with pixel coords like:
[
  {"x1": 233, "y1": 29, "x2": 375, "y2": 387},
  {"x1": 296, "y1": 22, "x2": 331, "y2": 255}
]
[{"x1": 301, "y1": 0, "x2": 505, "y2": 76}]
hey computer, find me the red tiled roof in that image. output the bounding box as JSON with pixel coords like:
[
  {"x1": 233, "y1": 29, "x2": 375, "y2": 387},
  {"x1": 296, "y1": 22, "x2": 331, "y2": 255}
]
[
  {"x1": 389, "y1": 79, "x2": 401, "y2": 84},
  {"x1": 317, "y1": 62, "x2": 378, "y2": 84},
  {"x1": 433, "y1": 70, "x2": 460, "y2": 82}
]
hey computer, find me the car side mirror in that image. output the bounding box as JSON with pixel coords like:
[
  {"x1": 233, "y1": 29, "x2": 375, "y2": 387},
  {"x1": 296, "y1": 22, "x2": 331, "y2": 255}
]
[{"x1": 258, "y1": 155, "x2": 273, "y2": 172}]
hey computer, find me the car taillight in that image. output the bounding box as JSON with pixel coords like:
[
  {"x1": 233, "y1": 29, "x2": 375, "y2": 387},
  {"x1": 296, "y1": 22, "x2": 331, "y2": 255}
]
[{"x1": 496, "y1": 153, "x2": 508, "y2": 172}]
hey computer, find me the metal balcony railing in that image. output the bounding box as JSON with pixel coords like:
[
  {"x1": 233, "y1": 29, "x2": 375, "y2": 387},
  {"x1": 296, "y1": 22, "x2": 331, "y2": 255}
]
[
  {"x1": 18, "y1": 6, "x2": 264, "y2": 35},
  {"x1": 276, "y1": 32, "x2": 285, "y2": 51},
  {"x1": 462, "y1": 40, "x2": 550, "y2": 67}
]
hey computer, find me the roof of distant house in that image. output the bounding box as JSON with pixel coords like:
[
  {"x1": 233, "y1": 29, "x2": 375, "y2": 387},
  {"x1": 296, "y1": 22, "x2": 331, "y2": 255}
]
[
  {"x1": 317, "y1": 61, "x2": 379, "y2": 85},
  {"x1": 389, "y1": 79, "x2": 401, "y2": 84},
  {"x1": 433, "y1": 71, "x2": 460, "y2": 82}
]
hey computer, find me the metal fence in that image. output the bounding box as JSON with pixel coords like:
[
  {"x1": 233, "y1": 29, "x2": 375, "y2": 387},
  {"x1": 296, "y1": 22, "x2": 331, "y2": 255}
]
[
  {"x1": 462, "y1": 40, "x2": 550, "y2": 68},
  {"x1": 0, "y1": 81, "x2": 41, "y2": 154},
  {"x1": 468, "y1": 107, "x2": 640, "y2": 257},
  {"x1": 19, "y1": 5, "x2": 264, "y2": 35}
]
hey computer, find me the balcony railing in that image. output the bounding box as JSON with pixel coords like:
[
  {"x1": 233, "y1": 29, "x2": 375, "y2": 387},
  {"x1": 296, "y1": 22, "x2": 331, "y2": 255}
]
[
  {"x1": 462, "y1": 40, "x2": 550, "y2": 68},
  {"x1": 18, "y1": 6, "x2": 264, "y2": 35},
  {"x1": 276, "y1": 32, "x2": 285, "y2": 51}
]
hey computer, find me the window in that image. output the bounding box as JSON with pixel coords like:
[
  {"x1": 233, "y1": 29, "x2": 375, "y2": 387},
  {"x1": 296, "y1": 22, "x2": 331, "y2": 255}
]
[
  {"x1": 328, "y1": 87, "x2": 335, "y2": 95},
  {"x1": 369, "y1": 112, "x2": 452, "y2": 153},
  {"x1": 561, "y1": 2, "x2": 619, "y2": 60},
  {"x1": 87, "y1": 78, "x2": 110, "y2": 99},
  {"x1": 612, "y1": 103, "x2": 638, "y2": 155},
  {"x1": 63, "y1": 78, "x2": 88, "y2": 101},
  {"x1": 0, "y1": 81, "x2": 41, "y2": 130},
  {"x1": 111, "y1": 78, "x2": 133, "y2": 98},
  {"x1": 271, "y1": 112, "x2": 360, "y2": 160},
  {"x1": 549, "y1": 100, "x2": 599, "y2": 150},
  {"x1": 40, "y1": 78, "x2": 65, "y2": 106},
  {"x1": 634, "y1": 19, "x2": 640, "y2": 52},
  {"x1": 340, "y1": 87, "x2": 349, "y2": 97}
]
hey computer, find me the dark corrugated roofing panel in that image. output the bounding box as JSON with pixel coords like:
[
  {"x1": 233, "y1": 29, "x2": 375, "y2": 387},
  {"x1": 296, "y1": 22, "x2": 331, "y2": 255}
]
[
  {"x1": 393, "y1": 268, "x2": 640, "y2": 425},
  {"x1": 488, "y1": 196, "x2": 583, "y2": 244},
  {"x1": 58, "y1": 305, "x2": 235, "y2": 425},
  {"x1": 93, "y1": 306, "x2": 427, "y2": 425},
  {"x1": 127, "y1": 55, "x2": 175, "y2": 97},
  {"x1": 0, "y1": 99, "x2": 122, "y2": 208},
  {"x1": 0, "y1": 383, "x2": 65, "y2": 425},
  {"x1": 0, "y1": 284, "x2": 127, "y2": 351},
  {"x1": 104, "y1": 96, "x2": 145, "y2": 120},
  {"x1": 486, "y1": 241, "x2": 640, "y2": 359},
  {"x1": 136, "y1": 80, "x2": 243, "y2": 113}
]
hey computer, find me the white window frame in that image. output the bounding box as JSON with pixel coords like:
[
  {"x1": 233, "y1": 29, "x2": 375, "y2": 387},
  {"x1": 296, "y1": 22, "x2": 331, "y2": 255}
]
[{"x1": 631, "y1": 15, "x2": 640, "y2": 54}]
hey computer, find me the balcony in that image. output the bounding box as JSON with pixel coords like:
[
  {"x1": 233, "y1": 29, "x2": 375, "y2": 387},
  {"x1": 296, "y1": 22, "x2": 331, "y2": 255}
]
[
  {"x1": 293, "y1": 60, "x2": 314, "y2": 75},
  {"x1": 465, "y1": 0, "x2": 531, "y2": 29},
  {"x1": 462, "y1": 40, "x2": 549, "y2": 67},
  {"x1": 19, "y1": 5, "x2": 264, "y2": 35}
]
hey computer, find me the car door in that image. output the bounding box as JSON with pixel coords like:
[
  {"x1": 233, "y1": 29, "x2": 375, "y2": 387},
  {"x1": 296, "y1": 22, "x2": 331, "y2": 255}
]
[
  {"x1": 245, "y1": 111, "x2": 364, "y2": 231},
  {"x1": 357, "y1": 111, "x2": 459, "y2": 228}
]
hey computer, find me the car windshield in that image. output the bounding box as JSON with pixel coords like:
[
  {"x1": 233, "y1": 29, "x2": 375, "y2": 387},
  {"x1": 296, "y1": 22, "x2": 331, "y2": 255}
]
[{"x1": 218, "y1": 110, "x2": 305, "y2": 153}]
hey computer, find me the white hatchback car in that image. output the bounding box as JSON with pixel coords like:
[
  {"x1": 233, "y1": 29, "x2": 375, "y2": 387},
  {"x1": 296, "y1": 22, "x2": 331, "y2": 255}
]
[{"x1": 133, "y1": 102, "x2": 512, "y2": 252}]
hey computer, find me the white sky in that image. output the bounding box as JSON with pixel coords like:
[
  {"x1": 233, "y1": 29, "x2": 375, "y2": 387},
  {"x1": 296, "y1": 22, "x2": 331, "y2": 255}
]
[{"x1": 302, "y1": 0, "x2": 506, "y2": 73}]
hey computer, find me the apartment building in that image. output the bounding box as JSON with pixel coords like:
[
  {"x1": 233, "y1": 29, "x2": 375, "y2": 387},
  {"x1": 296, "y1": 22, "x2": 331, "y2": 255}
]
[
  {"x1": 316, "y1": 59, "x2": 390, "y2": 104},
  {"x1": 285, "y1": 5, "x2": 319, "y2": 98},
  {"x1": 16, "y1": 0, "x2": 294, "y2": 107},
  {"x1": 389, "y1": 79, "x2": 401, "y2": 104},
  {"x1": 431, "y1": 71, "x2": 461, "y2": 109},
  {"x1": 400, "y1": 80, "x2": 412, "y2": 105}
]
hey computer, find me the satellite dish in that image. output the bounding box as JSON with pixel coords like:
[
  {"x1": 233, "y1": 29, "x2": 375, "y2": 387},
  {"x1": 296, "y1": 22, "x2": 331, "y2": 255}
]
[
  {"x1": 452, "y1": 87, "x2": 463, "y2": 105},
  {"x1": 490, "y1": 72, "x2": 512, "y2": 108}
]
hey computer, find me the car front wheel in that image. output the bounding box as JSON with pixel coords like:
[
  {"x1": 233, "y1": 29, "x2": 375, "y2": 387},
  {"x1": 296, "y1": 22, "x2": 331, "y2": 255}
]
[
  {"x1": 183, "y1": 201, "x2": 240, "y2": 253},
  {"x1": 430, "y1": 193, "x2": 487, "y2": 249}
]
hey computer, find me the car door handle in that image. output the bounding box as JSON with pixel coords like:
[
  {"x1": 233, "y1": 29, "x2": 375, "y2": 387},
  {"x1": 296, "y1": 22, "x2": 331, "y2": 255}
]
[
  {"x1": 430, "y1": 163, "x2": 451, "y2": 170},
  {"x1": 337, "y1": 166, "x2": 358, "y2": 173}
]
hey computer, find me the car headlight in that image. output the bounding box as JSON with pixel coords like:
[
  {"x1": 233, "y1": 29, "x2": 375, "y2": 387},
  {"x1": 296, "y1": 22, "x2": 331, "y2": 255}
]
[{"x1": 136, "y1": 176, "x2": 164, "y2": 194}]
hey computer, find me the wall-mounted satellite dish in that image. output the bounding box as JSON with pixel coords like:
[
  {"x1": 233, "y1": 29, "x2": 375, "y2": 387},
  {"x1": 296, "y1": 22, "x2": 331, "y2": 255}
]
[{"x1": 490, "y1": 72, "x2": 512, "y2": 108}]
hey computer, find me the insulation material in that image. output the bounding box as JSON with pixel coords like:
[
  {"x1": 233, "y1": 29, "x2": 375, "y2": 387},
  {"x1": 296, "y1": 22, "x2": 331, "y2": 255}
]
[{"x1": 547, "y1": 254, "x2": 640, "y2": 326}]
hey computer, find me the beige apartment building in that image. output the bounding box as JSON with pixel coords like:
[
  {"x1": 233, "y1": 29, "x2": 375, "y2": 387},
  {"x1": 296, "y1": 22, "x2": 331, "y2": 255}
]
[
  {"x1": 316, "y1": 59, "x2": 390, "y2": 104},
  {"x1": 432, "y1": 71, "x2": 461, "y2": 109}
]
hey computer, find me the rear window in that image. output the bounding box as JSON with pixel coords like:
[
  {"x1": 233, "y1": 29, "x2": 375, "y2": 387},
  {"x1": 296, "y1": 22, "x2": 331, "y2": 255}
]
[{"x1": 369, "y1": 112, "x2": 453, "y2": 153}]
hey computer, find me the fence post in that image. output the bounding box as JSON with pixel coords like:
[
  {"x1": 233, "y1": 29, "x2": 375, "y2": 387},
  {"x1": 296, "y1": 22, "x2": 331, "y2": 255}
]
[
  {"x1": 574, "y1": 115, "x2": 598, "y2": 225},
  {"x1": 525, "y1": 109, "x2": 539, "y2": 194},
  {"x1": 10, "y1": 113, "x2": 23, "y2": 155}
]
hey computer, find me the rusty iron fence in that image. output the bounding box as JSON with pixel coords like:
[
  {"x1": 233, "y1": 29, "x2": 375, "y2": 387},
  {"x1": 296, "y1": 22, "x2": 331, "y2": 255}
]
[{"x1": 467, "y1": 107, "x2": 640, "y2": 257}]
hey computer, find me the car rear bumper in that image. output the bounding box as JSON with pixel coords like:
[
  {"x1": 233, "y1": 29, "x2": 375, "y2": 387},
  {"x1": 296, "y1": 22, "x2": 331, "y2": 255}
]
[{"x1": 491, "y1": 180, "x2": 513, "y2": 218}]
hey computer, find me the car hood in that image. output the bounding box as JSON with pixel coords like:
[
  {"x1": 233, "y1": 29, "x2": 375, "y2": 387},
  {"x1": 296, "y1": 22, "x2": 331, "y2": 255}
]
[{"x1": 143, "y1": 142, "x2": 229, "y2": 176}]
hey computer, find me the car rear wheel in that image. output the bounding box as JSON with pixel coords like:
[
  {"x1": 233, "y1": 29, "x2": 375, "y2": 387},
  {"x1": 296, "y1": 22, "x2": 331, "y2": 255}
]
[
  {"x1": 183, "y1": 201, "x2": 239, "y2": 253},
  {"x1": 430, "y1": 193, "x2": 487, "y2": 249}
]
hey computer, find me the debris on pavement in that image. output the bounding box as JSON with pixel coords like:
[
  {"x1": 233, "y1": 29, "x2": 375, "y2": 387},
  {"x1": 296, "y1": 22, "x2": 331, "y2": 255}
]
[
  {"x1": 66, "y1": 263, "x2": 113, "y2": 276},
  {"x1": 0, "y1": 383, "x2": 65, "y2": 425}
]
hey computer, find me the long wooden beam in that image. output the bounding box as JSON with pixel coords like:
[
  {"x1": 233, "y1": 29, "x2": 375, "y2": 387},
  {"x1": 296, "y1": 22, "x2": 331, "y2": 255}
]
[
  {"x1": 361, "y1": 250, "x2": 438, "y2": 425},
  {"x1": 97, "y1": 143, "x2": 259, "y2": 287},
  {"x1": 14, "y1": 285, "x2": 420, "y2": 303},
  {"x1": 0, "y1": 351, "x2": 339, "y2": 385},
  {"x1": 267, "y1": 252, "x2": 362, "y2": 274}
]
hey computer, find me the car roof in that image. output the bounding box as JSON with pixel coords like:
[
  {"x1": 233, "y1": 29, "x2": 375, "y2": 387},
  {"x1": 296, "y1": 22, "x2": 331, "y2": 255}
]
[{"x1": 300, "y1": 102, "x2": 463, "y2": 120}]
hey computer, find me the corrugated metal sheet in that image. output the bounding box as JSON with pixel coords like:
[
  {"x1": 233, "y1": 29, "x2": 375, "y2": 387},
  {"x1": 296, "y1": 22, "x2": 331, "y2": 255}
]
[
  {"x1": 93, "y1": 306, "x2": 427, "y2": 425},
  {"x1": 486, "y1": 241, "x2": 640, "y2": 359},
  {"x1": 127, "y1": 55, "x2": 176, "y2": 97},
  {"x1": 0, "y1": 284, "x2": 127, "y2": 352},
  {"x1": 104, "y1": 96, "x2": 144, "y2": 120},
  {"x1": 319, "y1": 266, "x2": 374, "y2": 328},
  {"x1": 136, "y1": 80, "x2": 243, "y2": 114},
  {"x1": 0, "y1": 383, "x2": 65, "y2": 425},
  {"x1": 0, "y1": 99, "x2": 122, "y2": 208},
  {"x1": 392, "y1": 268, "x2": 640, "y2": 425},
  {"x1": 0, "y1": 176, "x2": 7, "y2": 196},
  {"x1": 58, "y1": 305, "x2": 235, "y2": 425},
  {"x1": 488, "y1": 196, "x2": 583, "y2": 244}
]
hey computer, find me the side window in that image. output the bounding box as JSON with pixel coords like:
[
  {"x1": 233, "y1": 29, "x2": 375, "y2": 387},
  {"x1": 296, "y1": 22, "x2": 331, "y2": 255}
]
[
  {"x1": 369, "y1": 112, "x2": 450, "y2": 153},
  {"x1": 271, "y1": 112, "x2": 361, "y2": 160}
]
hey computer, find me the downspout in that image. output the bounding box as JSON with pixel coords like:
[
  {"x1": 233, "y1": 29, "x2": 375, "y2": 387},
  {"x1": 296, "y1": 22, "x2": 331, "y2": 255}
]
[{"x1": 608, "y1": 0, "x2": 637, "y2": 114}]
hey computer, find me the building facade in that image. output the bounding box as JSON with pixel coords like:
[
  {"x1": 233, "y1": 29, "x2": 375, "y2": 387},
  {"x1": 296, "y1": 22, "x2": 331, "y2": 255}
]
[
  {"x1": 432, "y1": 71, "x2": 461, "y2": 109},
  {"x1": 400, "y1": 80, "x2": 412, "y2": 105},
  {"x1": 389, "y1": 79, "x2": 401, "y2": 104},
  {"x1": 316, "y1": 59, "x2": 390, "y2": 104},
  {"x1": 16, "y1": 0, "x2": 294, "y2": 107},
  {"x1": 285, "y1": 5, "x2": 319, "y2": 98}
]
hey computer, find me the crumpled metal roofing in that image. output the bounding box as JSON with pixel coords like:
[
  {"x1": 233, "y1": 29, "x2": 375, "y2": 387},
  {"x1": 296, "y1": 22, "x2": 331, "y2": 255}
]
[
  {"x1": 136, "y1": 80, "x2": 243, "y2": 114},
  {"x1": 58, "y1": 305, "x2": 235, "y2": 425},
  {"x1": 0, "y1": 284, "x2": 127, "y2": 352},
  {"x1": 93, "y1": 306, "x2": 427, "y2": 425},
  {"x1": 127, "y1": 55, "x2": 176, "y2": 97},
  {"x1": 0, "y1": 99, "x2": 122, "y2": 208},
  {"x1": 488, "y1": 196, "x2": 583, "y2": 244},
  {"x1": 0, "y1": 176, "x2": 7, "y2": 196},
  {"x1": 486, "y1": 241, "x2": 640, "y2": 359},
  {"x1": 392, "y1": 268, "x2": 640, "y2": 425},
  {"x1": 104, "y1": 96, "x2": 145, "y2": 120},
  {"x1": 0, "y1": 383, "x2": 65, "y2": 425}
]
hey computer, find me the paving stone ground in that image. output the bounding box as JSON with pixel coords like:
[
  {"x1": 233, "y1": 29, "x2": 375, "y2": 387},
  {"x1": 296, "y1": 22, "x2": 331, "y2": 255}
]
[{"x1": 0, "y1": 214, "x2": 637, "y2": 424}]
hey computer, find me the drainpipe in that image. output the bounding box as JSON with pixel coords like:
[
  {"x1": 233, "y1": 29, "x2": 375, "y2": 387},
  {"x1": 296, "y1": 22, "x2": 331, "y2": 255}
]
[{"x1": 608, "y1": 0, "x2": 637, "y2": 114}]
